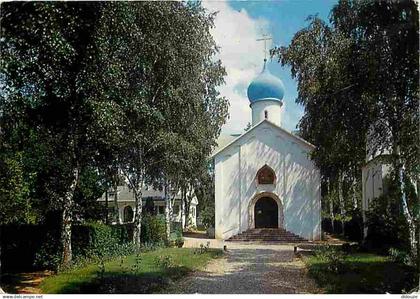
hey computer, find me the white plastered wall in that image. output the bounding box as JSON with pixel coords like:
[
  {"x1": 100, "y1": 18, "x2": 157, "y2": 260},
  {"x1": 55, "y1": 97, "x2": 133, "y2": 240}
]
[{"x1": 251, "y1": 100, "x2": 283, "y2": 127}]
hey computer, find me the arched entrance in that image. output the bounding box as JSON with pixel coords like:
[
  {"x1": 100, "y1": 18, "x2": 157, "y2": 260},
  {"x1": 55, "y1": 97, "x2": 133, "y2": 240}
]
[
  {"x1": 254, "y1": 197, "x2": 278, "y2": 228},
  {"x1": 248, "y1": 192, "x2": 284, "y2": 229}
]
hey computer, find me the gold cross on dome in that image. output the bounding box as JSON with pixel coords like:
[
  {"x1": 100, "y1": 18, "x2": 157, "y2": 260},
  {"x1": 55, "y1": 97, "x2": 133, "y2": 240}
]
[{"x1": 256, "y1": 34, "x2": 272, "y2": 61}]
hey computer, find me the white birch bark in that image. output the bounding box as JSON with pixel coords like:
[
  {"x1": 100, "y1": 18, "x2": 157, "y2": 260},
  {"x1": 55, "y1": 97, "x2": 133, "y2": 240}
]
[
  {"x1": 164, "y1": 180, "x2": 172, "y2": 240},
  {"x1": 60, "y1": 168, "x2": 79, "y2": 268},
  {"x1": 396, "y1": 146, "x2": 417, "y2": 259},
  {"x1": 338, "y1": 172, "x2": 345, "y2": 235},
  {"x1": 180, "y1": 186, "x2": 186, "y2": 230},
  {"x1": 132, "y1": 185, "x2": 143, "y2": 247},
  {"x1": 113, "y1": 183, "x2": 120, "y2": 224}
]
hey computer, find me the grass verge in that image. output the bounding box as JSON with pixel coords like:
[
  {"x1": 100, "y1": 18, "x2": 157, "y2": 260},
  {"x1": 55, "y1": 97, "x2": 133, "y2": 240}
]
[
  {"x1": 40, "y1": 247, "x2": 222, "y2": 294},
  {"x1": 303, "y1": 252, "x2": 417, "y2": 294}
]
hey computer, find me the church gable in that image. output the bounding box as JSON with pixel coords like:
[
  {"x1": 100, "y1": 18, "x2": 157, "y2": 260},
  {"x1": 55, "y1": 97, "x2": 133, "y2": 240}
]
[{"x1": 213, "y1": 119, "x2": 315, "y2": 159}]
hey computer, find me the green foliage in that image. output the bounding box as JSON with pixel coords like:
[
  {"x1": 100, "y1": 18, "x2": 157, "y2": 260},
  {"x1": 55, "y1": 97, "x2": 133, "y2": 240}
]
[
  {"x1": 33, "y1": 222, "x2": 136, "y2": 272},
  {"x1": 153, "y1": 255, "x2": 175, "y2": 269},
  {"x1": 0, "y1": 152, "x2": 34, "y2": 224},
  {"x1": 1, "y1": 0, "x2": 229, "y2": 261},
  {"x1": 195, "y1": 162, "x2": 215, "y2": 229},
  {"x1": 388, "y1": 248, "x2": 414, "y2": 266},
  {"x1": 305, "y1": 251, "x2": 417, "y2": 293},
  {"x1": 314, "y1": 245, "x2": 346, "y2": 273},
  {"x1": 365, "y1": 191, "x2": 410, "y2": 252},
  {"x1": 73, "y1": 167, "x2": 108, "y2": 222},
  {"x1": 34, "y1": 232, "x2": 62, "y2": 271},
  {"x1": 140, "y1": 214, "x2": 166, "y2": 245},
  {"x1": 168, "y1": 226, "x2": 184, "y2": 248},
  {"x1": 276, "y1": 0, "x2": 419, "y2": 260}
]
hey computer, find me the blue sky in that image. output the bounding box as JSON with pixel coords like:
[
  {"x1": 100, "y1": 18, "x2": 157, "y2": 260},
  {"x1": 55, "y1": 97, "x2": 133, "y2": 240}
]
[{"x1": 203, "y1": 0, "x2": 337, "y2": 134}]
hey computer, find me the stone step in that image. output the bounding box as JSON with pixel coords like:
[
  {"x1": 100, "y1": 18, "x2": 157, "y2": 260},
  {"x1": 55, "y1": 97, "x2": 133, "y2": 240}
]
[{"x1": 227, "y1": 228, "x2": 307, "y2": 243}]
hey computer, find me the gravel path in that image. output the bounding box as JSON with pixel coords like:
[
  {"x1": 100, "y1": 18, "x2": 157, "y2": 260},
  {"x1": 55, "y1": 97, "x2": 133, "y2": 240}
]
[{"x1": 168, "y1": 242, "x2": 319, "y2": 294}]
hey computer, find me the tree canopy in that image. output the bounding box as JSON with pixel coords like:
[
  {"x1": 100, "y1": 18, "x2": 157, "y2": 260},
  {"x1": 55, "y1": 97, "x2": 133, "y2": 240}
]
[
  {"x1": 1, "y1": 1, "x2": 228, "y2": 264},
  {"x1": 274, "y1": 0, "x2": 418, "y2": 260}
]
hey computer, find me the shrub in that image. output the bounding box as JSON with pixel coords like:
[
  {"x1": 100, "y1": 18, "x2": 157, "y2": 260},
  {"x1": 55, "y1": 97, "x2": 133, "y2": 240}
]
[
  {"x1": 314, "y1": 245, "x2": 346, "y2": 273},
  {"x1": 33, "y1": 232, "x2": 61, "y2": 271},
  {"x1": 388, "y1": 248, "x2": 414, "y2": 266},
  {"x1": 168, "y1": 223, "x2": 184, "y2": 247},
  {"x1": 365, "y1": 191, "x2": 410, "y2": 253},
  {"x1": 111, "y1": 223, "x2": 133, "y2": 243},
  {"x1": 153, "y1": 255, "x2": 175, "y2": 269},
  {"x1": 72, "y1": 222, "x2": 120, "y2": 258},
  {"x1": 140, "y1": 213, "x2": 166, "y2": 245},
  {"x1": 193, "y1": 242, "x2": 210, "y2": 254}
]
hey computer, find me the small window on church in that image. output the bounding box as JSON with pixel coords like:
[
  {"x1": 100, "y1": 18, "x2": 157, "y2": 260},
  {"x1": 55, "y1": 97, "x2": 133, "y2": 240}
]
[
  {"x1": 264, "y1": 110, "x2": 268, "y2": 119},
  {"x1": 256, "y1": 165, "x2": 276, "y2": 185}
]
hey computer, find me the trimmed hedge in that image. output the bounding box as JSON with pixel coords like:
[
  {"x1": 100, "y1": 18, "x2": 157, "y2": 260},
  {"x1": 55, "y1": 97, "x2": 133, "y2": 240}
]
[{"x1": 1, "y1": 216, "x2": 168, "y2": 272}]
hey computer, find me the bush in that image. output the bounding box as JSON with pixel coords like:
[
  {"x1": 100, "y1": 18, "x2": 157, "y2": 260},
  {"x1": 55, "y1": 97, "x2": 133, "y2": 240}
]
[
  {"x1": 314, "y1": 245, "x2": 346, "y2": 273},
  {"x1": 33, "y1": 232, "x2": 61, "y2": 271},
  {"x1": 167, "y1": 222, "x2": 183, "y2": 247},
  {"x1": 140, "y1": 213, "x2": 166, "y2": 245},
  {"x1": 153, "y1": 255, "x2": 175, "y2": 269},
  {"x1": 3, "y1": 218, "x2": 165, "y2": 272},
  {"x1": 365, "y1": 191, "x2": 410, "y2": 253},
  {"x1": 72, "y1": 222, "x2": 119, "y2": 258},
  {"x1": 388, "y1": 248, "x2": 414, "y2": 266},
  {"x1": 34, "y1": 222, "x2": 135, "y2": 271},
  {"x1": 111, "y1": 223, "x2": 133, "y2": 243}
]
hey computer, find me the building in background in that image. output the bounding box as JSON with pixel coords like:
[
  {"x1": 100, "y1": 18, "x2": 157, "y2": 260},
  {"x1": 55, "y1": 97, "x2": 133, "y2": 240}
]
[{"x1": 97, "y1": 185, "x2": 198, "y2": 227}]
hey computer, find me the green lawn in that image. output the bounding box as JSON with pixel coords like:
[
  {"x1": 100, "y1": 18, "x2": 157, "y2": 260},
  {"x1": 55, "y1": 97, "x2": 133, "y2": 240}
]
[
  {"x1": 40, "y1": 247, "x2": 223, "y2": 294},
  {"x1": 303, "y1": 252, "x2": 417, "y2": 294}
]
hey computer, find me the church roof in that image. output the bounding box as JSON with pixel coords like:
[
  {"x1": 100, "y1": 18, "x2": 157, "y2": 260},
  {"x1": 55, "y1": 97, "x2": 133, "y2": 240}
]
[
  {"x1": 212, "y1": 119, "x2": 316, "y2": 157},
  {"x1": 247, "y1": 61, "x2": 285, "y2": 104},
  {"x1": 213, "y1": 133, "x2": 240, "y2": 154}
]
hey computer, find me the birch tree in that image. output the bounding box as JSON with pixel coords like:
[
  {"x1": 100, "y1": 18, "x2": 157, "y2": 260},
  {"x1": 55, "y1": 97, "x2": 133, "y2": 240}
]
[
  {"x1": 275, "y1": 0, "x2": 418, "y2": 260},
  {"x1": 1, "y1": 2, "x2": 105, "y2": 267}
]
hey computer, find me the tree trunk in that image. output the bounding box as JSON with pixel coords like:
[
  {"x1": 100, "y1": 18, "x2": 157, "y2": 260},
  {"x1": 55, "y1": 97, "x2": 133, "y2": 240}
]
[
  {"x1": 60, "y1": 168, "x2": 79, "y2": 269},
  {"x1": 132, "y1": 186, "x2": 143, "y2": 248},
  {"x1": 184, "y1": 184, "x2": 193, "y2": 228},
  {"x1": 113, "y1": 184, "x2": 120, "y2": 224},
  {"x1": 352, "y1": 178, "x2": 358, "y2": 209},
  {"x1": 338, "y1": 172, "x2": 345, "y2": 236},
  {"x1": 395, "y1": 146, "x2": 417, "y2": 261},
  {"x1": 164, "y1": 179, "x2": 172, "y2": 240},
  {"x1": 181, "y1": 187, "x2": 186, "y2": 230},
  {"x1": 105, "y1": 189, "x2": 109, "y2": 225},
  {"x1": 327, "y1": 179, "x2": 335, "y2": 233}
]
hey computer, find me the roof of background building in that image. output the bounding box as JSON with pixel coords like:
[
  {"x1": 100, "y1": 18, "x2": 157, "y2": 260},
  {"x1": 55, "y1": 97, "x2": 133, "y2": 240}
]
[{"x1": 97, "y1": 185, "x2": 198, "y2": 205}]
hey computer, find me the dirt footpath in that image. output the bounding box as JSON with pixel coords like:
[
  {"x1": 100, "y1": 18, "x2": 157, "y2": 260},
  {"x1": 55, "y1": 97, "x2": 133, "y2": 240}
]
[{"x1": 167, "y1": 242, "x2": 320, "y2": 294}]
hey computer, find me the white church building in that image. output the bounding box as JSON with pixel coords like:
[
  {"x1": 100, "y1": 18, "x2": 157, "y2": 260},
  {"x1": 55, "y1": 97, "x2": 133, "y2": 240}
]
[{"x1": 212, "y1": 60, "x2": 321, "y2": 241}]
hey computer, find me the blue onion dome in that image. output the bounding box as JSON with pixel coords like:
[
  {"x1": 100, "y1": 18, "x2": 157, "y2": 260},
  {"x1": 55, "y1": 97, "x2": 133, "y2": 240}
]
[{"x1": 247, "y1": 60, "x2": 285, "y2": 103}]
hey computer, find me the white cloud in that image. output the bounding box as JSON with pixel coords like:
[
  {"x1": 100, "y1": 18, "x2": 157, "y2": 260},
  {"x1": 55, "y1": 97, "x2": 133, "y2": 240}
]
[{"x1": 202, "y1": 1, "x2": 270, "y2": 134}]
